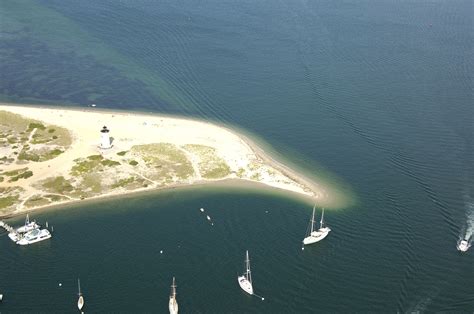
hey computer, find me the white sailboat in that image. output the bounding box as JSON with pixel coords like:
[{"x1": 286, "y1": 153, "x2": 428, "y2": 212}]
[
  {"x1": 77, "y1": 278, "x2": 84, "y2": 311},
  {"x1": 302, "y1": 206, "x2": 331, "y2": 248},
  {"x1": 16, "y1": 214, "x2": 40, "y2": 233},
  {"x1": 237, "y1": 250, "x2": 254, "y2": 295},
  {"x1": 169, "y1": 277, "x2": 178, "y2": 314}
]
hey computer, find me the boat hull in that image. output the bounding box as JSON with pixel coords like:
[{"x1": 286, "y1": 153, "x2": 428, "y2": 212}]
[
  {"x1": 78, "y1": 295, "x2": 84, "y2": 310},
  {"x1": 457, "y1": 240, "x2": 471, "y2": 252},
  {"x1": 16, "y1": 229, "x2": 51, "y2": 245},
  {"x1": 8, "y1": 232, "x2": 20, "y2": 242},
  {"x1": 238, "y1": 276, "x2": 253, "y2": 295},
  {"x1": 169, "y1": 298, "x2": 178, "y2": 314},
  {"x1": 303, "y1": 227, "x2": 331, "y2": 245}
]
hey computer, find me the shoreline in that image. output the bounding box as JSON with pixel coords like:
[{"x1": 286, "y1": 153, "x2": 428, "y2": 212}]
[{"x1": 0, "y1": 103, "x2": 337, "y2": 219}]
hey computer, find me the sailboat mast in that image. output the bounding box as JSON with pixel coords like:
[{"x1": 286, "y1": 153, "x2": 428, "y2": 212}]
[
  {"x1": 171, "y1": 277, "x2": 177, "y2": 298},
  {"x1": 320, "y1": 208, "x2": 325, "y2": 229},
  {"x1": 245, "y1": 250, "x2": 252, "y2": 284},
  {"x1": 78, "y1": 278, "x2": 81, "y2": 296},
  {"x1": 310, "y1": 206, "x2": 316, "y2": 233}
]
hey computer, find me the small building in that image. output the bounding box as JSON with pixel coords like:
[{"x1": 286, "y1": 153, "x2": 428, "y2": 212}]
[{"x1": 100, "y1": 126, "x2": 112, "y2": 149}]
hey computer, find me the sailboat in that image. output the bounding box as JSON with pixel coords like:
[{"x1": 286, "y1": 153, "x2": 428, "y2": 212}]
[
  {"x1": 237, "y1": 250, "x2": 254, "y2": 295},
  {"x1": 16, "y1": 214, "x2": 40, "y2": 234},
  {"x1": 302, "y1": 206, "x2": 331, "y2": 247},
  {"x1": 77, "y1": 278, "x2": 84, "y2": 311},
  {"x1": 169, "y1": 277, "x2": 179, "y2": 314}
]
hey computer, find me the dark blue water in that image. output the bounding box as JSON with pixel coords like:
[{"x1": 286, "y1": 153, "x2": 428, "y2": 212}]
[{"x1": 1, "y1": 0, "x2": 473, "y2": 312}]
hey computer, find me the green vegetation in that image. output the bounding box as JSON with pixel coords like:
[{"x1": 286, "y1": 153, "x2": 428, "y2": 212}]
[
  {"x1": 81, "y1": 173, "x2": 102, "y2": 194},
  {"x1": 2, "y1": 167, "x2": 28, "y2": 177},
  {"x1": 0, "y1": 195, "x2": 19, "y2": 209},
  {"x1": 0, "y1": 176, "x2": 3, "y2": 182},
  {"x1": 71, "y1": 159, "x2": 98, "y2": 175},
  {"x1": 112, "y1": 176, "x2": 135, "y2": 188},
  {"x1": 0, "y1": 111, "x2": 30, "y2": 132},
  {"x1": 117, "y1": 151, "x2": 128, "y2": 156},
  {"x1": 131, "y1": 143, "x2": 194, "y2": 180},
  {"x1": 101, "y1": 159, "x2": 120, "y2": 167},
  {"x1": 129, "y1": 160, "x2": 138, "y2": 166},
  {"x1": 18, "y1": 150, "x2": 40, "y2": 162},
  {"x1": 71, "y1": 156, "x2": 120, "y2": 175},
  {"x1": 183, "y1": 144, "x2": 231, "y2": 179},
  {"x1": 24, "y1": 195, "x2": 51, "y2": 208},
  {"x1": 87, "y1": 155, "x2": 103, "y2": 161},
  {"x1": 44, "y1": 194, "x2": 68, "y2": 202},
  {"x1": 236, "y1": 168, "x2": 246, "y2": 178},
  {"x1": 48, "y1": 128, "x2": 55, "y2": 133},
  {"x1": 41, "y1": 176, "x2": 74, "y2": 194},
  {"x1": 27, "y1": 122, "x2": 46, "y2": 131},
  {"x1": 7, "y1": 137, "x2": 17, "y2": 144},
  {"x1": 9, "y1": 170, "x2": 33, "y2": 182}
]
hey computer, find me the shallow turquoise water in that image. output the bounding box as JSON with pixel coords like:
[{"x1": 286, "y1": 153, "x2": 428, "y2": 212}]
[{"x1": 0, "y1": 0, "x2": 473, "y2": 312}]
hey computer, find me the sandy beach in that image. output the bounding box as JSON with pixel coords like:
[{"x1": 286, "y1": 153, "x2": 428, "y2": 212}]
[{"x1": 0, "y1": 104, "x2": 330, "y2": 218}]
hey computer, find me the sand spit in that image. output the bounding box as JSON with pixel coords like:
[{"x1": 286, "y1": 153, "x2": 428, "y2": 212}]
[{"x1": 0, "y1": 104, "x2": 330, "y2": 218}]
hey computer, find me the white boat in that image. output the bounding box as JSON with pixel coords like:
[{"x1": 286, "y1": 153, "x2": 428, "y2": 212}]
[
  {"x1": 8, "y1": 214, "x2": 40, "y2": 242},
  {"x1": 238, "y1": 250, "x2": 254, "y2": 295},
  {"x1": 302, "y1": 206, "x2": 331, "y2": 246},
  {"x1": 0, "y1": 293, "x2": 3, "y2": 301},
  {"x1": 77, "y1": 278, "x2": 84, "y2": 311},
  {"x1": 16, "y1": 228, "x2": 51, "y2": 245},
  {"x1": 457, "y1": 239, "x2": 471, "y2": 252},
  {"x1": 169, "y1": 277, "x2": 178, "y2": 314},
  {"x1": 16, "y1": 214, "x2": 40, "y2": 234}
]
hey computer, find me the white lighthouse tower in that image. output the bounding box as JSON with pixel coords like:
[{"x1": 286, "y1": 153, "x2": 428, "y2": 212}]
[{"x1": 100, "y1": 126, "x2": 112, "y2": 149}]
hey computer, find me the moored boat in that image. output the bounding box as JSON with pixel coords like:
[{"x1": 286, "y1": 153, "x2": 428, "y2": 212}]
[
  {"x1": 169, "y1": 277, "x2": 178, "y2": 314},
  {"x1": 238, "y1": 250, "x2": 254, "y2": 295},
  {"x1": 302, "y1": 206, "x2": 331, "y2": 247},
  {"x1": 16, "y1": 228, "x2": 51, "y2": 245},
  {"x1": 77, "y1": 278, "x2": 84, "y2": 311},
  {"x1": 16, "y1": 214, "x2": 40, "y2": 234}
]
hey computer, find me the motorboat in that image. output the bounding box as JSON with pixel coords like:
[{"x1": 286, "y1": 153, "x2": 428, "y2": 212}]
[
  {"x1": 457, "y1": 239, "x2": 471, "y2": 252},
  {"x1": 16, "y1": 228, "x2": 51, "y2": 245}
]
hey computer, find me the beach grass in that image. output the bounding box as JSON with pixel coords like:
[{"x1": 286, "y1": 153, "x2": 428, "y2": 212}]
[
  {"x1": 40, "y1": 176, "x2": 74, "y2": 194},
  {"x1": 131, "y1": 143, "x2": 194, "y2": 180},
  {"x1": 183, "y1": 144, "x2": 230, "y2": 179}
]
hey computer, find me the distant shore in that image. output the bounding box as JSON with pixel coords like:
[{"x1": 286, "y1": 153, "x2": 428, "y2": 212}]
[{"x1": 0, "y1": 103, "x2": 333, "y2": 218}]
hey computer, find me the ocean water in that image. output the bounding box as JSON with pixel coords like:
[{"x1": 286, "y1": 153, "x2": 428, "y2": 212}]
[{"x1": 0, "y1": 0, "x2": 473, "y2": 312}]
